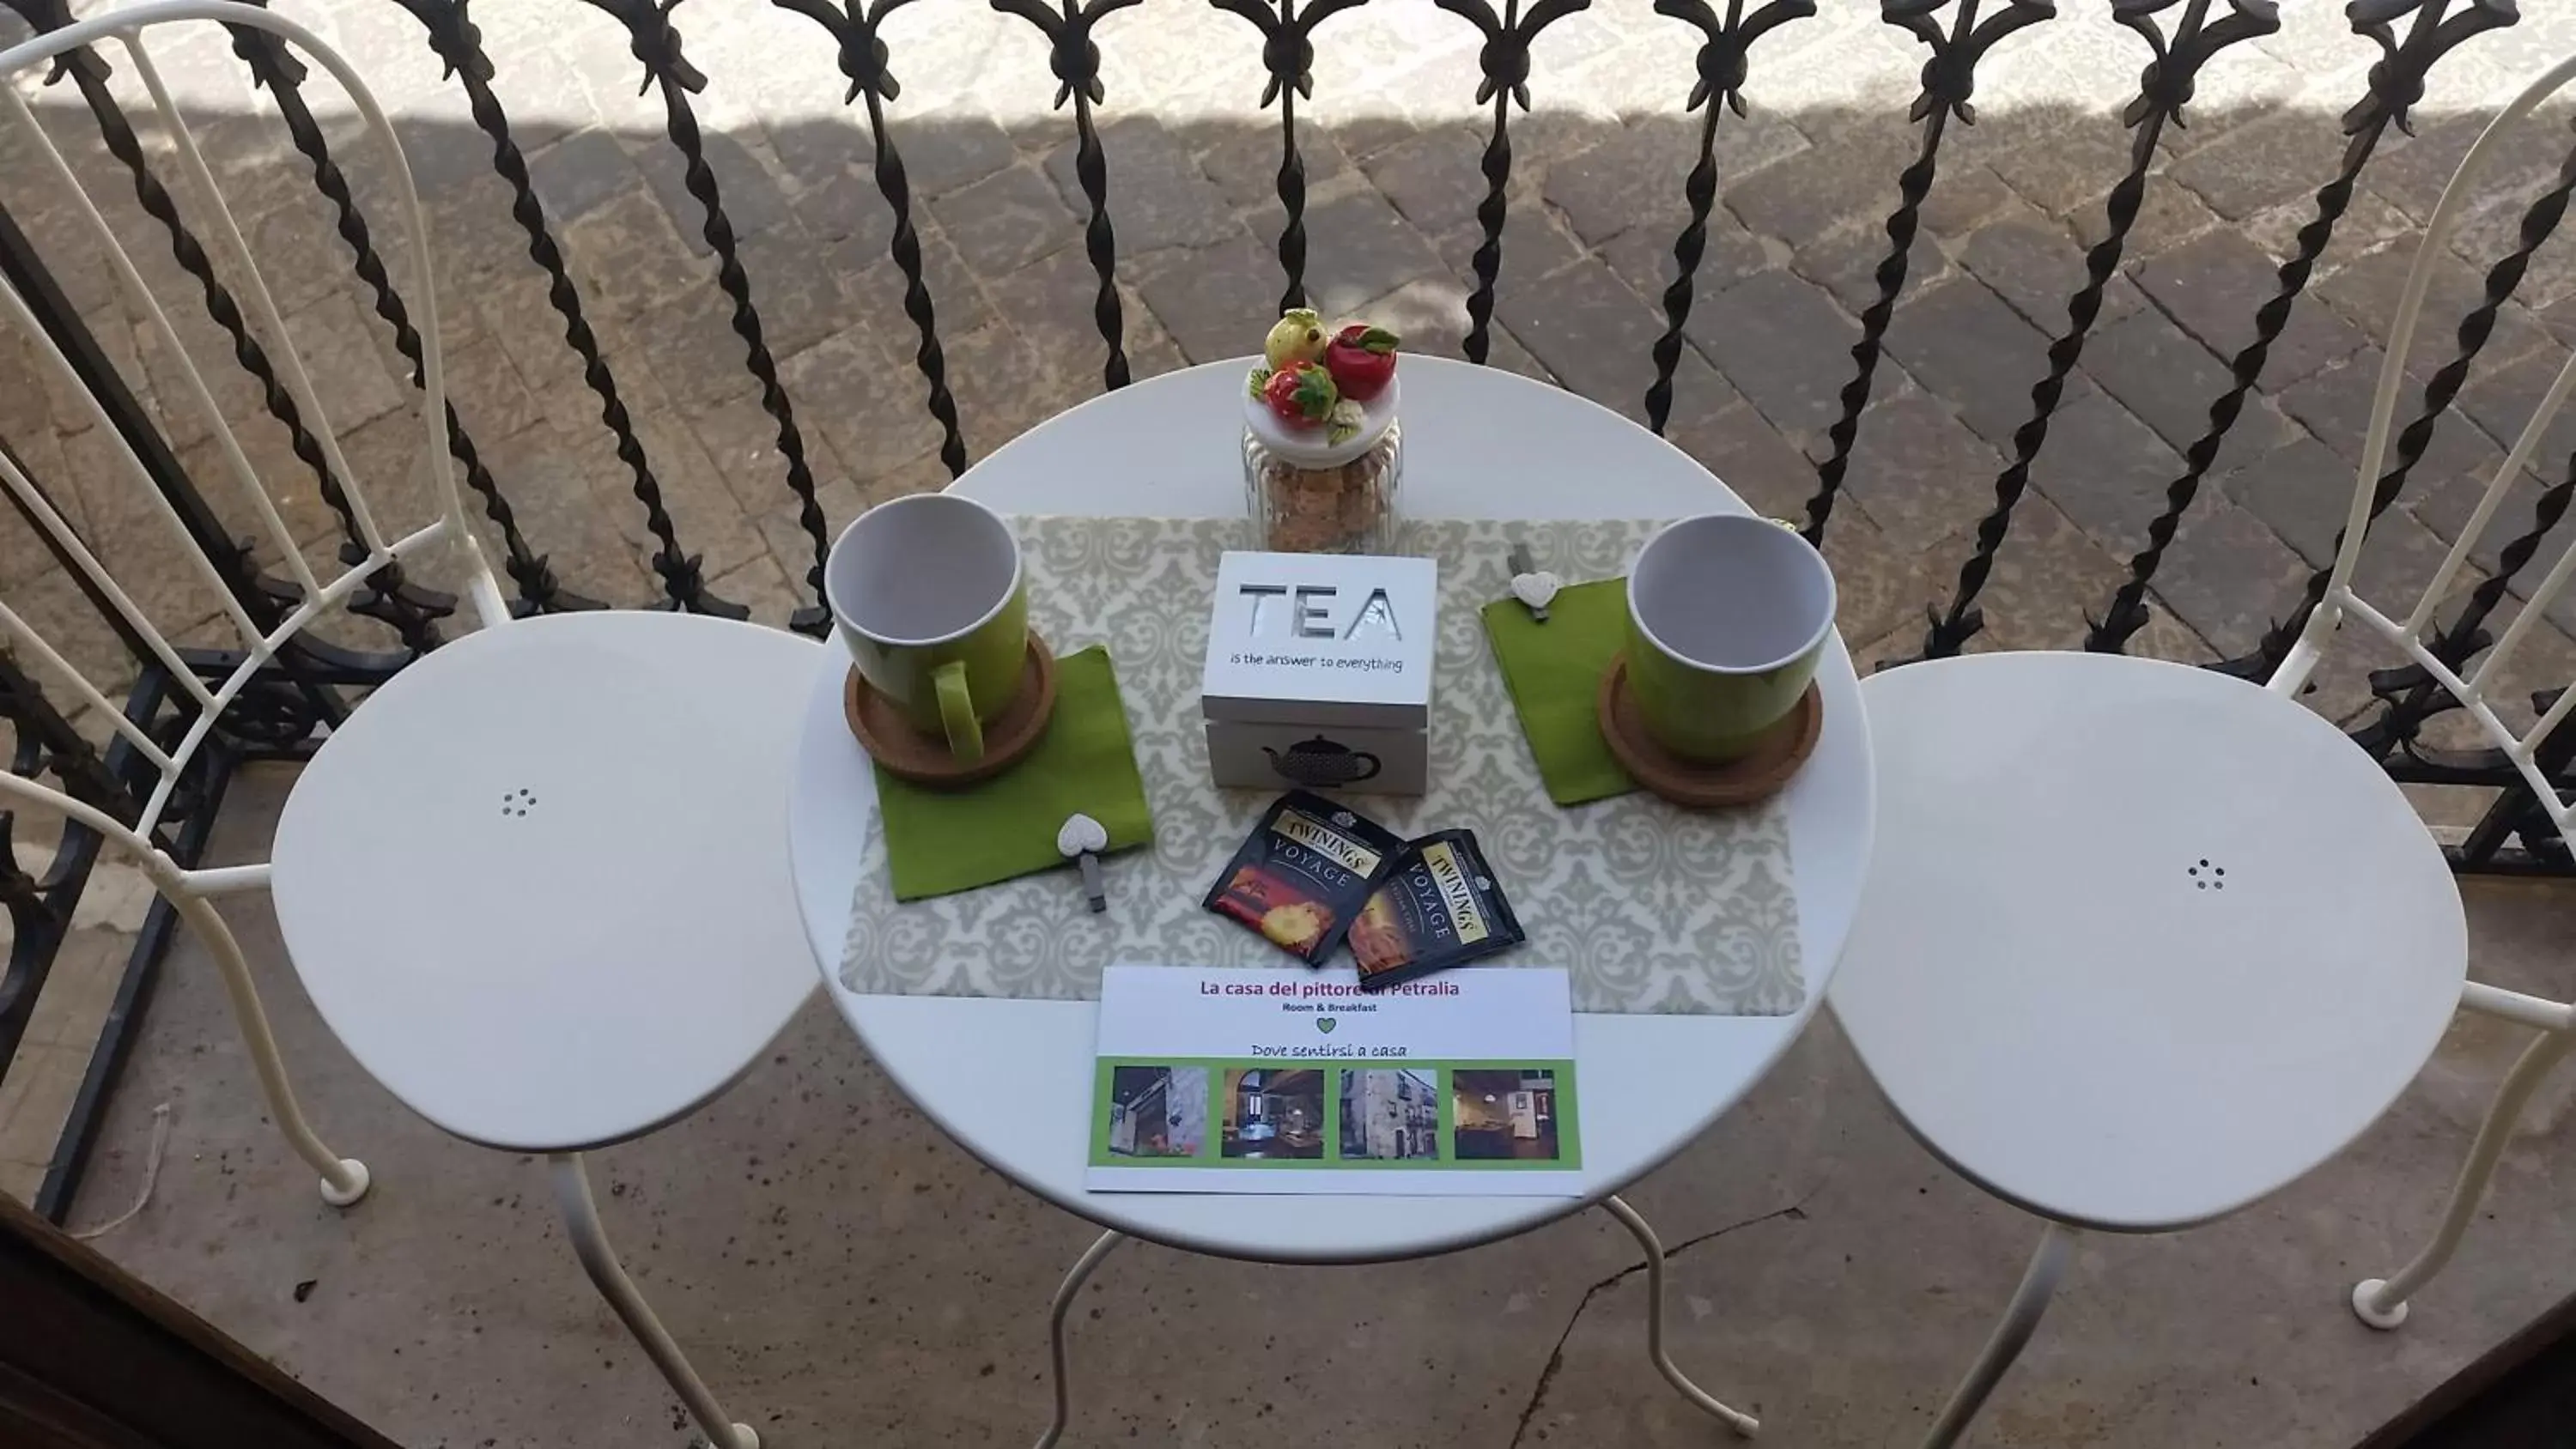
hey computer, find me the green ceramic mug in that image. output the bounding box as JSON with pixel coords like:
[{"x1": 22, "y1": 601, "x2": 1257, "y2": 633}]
[
  {"x1": 825, "y1": 493, "x2": 1028, "y2": 763},
  {"x1": 1623, "y1": 512, "x2": 1838, "y2": 763}
]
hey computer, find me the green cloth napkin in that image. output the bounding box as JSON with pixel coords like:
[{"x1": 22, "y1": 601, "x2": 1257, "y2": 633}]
[
  {"x1": 876, "y1": 646, "x2": 1155, "y2": 901},
  {"x1": 1480, "y1": 579, "x2": 1637, "y2": 807}
]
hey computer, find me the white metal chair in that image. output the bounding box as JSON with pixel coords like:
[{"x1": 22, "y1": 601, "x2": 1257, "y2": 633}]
[
  {"x1": 2341, "y1": 55, "x2": 2576, "y2": 1337},
  {"x1": 0, "y1": 8, "x2": 817, "y2": 1446},
  {"x1": 1824, "y1": 52, "x2": 2576, "y2": 1449}
]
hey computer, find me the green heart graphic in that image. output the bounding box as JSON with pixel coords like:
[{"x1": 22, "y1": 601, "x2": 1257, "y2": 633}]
[{"x1": 1316, "y1": 1018, "x2": 1337, "y2": 1034}]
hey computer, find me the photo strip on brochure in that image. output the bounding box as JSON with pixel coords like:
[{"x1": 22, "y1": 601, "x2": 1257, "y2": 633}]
[{"x1": 1086, "y1": 965, "x2": 1583, "y2": 1197}]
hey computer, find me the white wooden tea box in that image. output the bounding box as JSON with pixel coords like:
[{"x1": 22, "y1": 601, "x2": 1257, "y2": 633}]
[{"x1": 1200, "y1": 550, "x2": 1437, "y2": 795}]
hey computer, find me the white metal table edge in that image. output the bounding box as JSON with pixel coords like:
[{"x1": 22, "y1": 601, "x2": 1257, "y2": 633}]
[{"x1": 783, "y1": 358, "x2": 1876, "y2": 1265}]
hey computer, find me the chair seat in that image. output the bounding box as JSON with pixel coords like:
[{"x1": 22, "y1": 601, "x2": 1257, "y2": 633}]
[
  {"x1": 1828, "y1": 652, "x2": 2464, "y2": 1231},
  {"x1": 272, "y1": 611, "x2": 823, "y2": 1153}
]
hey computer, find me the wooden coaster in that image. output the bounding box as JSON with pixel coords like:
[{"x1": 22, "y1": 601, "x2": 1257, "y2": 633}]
[
  {"x1": 846, "y1": 634, "x2": 1058, "y2": 788},
  {"x1": 1596, "y1": 654, "x2": 1822, "y2": 809}
]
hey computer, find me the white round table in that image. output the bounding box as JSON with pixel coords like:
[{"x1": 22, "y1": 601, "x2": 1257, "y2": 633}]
[{"x1": 785, "y1": 357, "x2": 1874, "y2": 1439}]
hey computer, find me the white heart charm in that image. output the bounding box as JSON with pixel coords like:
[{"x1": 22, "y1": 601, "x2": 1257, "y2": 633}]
[
  {"x1": 1510, "y1": 570, "x2": 1562, "y2": 610},
  {"x1": 1056, "y1": 812, "x2": 1110, "y2": 858}
]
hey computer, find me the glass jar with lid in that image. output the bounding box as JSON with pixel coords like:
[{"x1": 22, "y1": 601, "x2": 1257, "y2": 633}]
[{"x1": 1242, "y1": 373, "x2": 1402, "y2": 555}]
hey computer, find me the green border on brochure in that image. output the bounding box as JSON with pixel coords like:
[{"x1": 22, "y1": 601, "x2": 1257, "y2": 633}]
[{"x1": 1089, "y1": 1058, "x2": 1580, "y2": 1171}]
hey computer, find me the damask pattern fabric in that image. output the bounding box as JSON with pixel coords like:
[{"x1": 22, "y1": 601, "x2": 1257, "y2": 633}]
[{"x1": 841, "y1": 516, "x2": 1804, "y2": 1016}]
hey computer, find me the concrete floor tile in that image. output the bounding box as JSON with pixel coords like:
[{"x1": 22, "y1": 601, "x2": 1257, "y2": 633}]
[
  {"x1": 1884, "y1": 276, "x2": 2056, "y2": 447},
  {"x1": 1666, "y1": 403, "x2": 1819, "y2": 524},
  {"x1": 1834, "y1": 391, "x2": 2006, "y2": 549},
  {"x1": 0, "y1": 1159, "x2": 42, "y2": 1208},
  {"x1": 1959, "y1": 211, "x2": 2147, "y2": 333},
  {"x1": 1790, "y1": 220, "x2": 1948, "y2": 318},
  {"x1": 0, "y1": 1041, "x2": 85, "y2": 1171},
  {"x1": 1691, "y1": 268, "x2": 1866, "y2": 439},
  {"x1": 1298, "y1": 187, "x2": 1449, "y2": 319},
  {"x1": 2136, "y1": 229, "x2": 2370, "y2": 390},
  {"x1": 558, "y1": 188, "x2": 708, "y2": 321},
  {"x1": 1497, "y1": 258, "x2": 1739, "y2": 429},
  {"x1": 1434, "y1": 204, "x2": 1588, "y2": 288},
  {"x1": 21, "y1": 930, "x2": 131, "y2": 1052},
  {"x1": 2080, "y1": 305, "x2": 2297, "y2": 478},
  {"x1": 929, "y1": 164, "x2": 1083, "y2": 281},
  {"x1": 1039, "y1": 115, "x2": 1238, "y2": 257},
  {"x1": 1600, "y1": 210, "x2": 1778, "y2": 330}
]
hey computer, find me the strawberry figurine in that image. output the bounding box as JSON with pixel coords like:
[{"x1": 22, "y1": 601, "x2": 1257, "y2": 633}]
[
  {"x1": 1323, "y1": 324, "x2": 1400, "y2": 402},
  {"x1": 1261, "y1": 360, "x2": 1340, "y2": 427}
]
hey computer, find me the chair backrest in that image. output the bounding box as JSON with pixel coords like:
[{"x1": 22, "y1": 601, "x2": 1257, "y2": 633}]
[
  {"x1": 0, "y1": 0, "x2": 503, "y2": 852},
  {"x1": 2284, "y1": 51, "x2": 2576, "y2": 845}
]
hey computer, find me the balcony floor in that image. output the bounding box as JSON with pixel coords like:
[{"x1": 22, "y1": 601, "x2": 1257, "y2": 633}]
[
  {"x1": 9, "y1": 0, "x2": 2576, "y2": 1442},
  {"x1": 48, "y1": 762, "x2": 2576, "y2": 1448}
]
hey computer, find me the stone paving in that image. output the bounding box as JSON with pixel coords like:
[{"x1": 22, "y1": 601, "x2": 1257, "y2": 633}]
[
  {"x1": 4, "y1": 0, "x2": 2576, "y2": 1439},
  {"x1": 0, "y1": 0, "x2": 2573, "y2": 746}
]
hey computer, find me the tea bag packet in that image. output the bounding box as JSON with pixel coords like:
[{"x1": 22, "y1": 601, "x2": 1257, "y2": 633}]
[
  {"x1": 1348, "y1": 829, "x2": 1525, "y2": 991},
  {"x1": 1204, "y1": 791, "x2": 1406, "y2": 964}
]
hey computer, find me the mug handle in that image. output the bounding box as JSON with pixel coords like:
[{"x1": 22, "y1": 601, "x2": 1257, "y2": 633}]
[{"x1": 933, "y1": 660, "x2": 984, "y2": 764}]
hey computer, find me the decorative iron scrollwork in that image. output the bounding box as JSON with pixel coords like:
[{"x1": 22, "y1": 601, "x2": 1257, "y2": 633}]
[
  {"x1": 1, "y1": 0, "x2": 451, "y2": 651},
  {"x1": 1919, "y1": 0, "x2": 2274, "y2": 660},
  {"x1": 2346, "y1": 0, "x2": 2517, "y2": 138},
  {"x1": 242, "y1": 0, "x2": 597, "y2": 621},
  {"x1": 1642, "y1": 0, "x2": 1814, "y2": 434},
  {"x1": 587, "y1": 0, "x2": 837, "y2": 622},
  {"x1": 398, "y1": 0, "x2": 721, "y2": 624},
  {"x1": 774, "y1": 0, "x2": 897, "y2": 100},
  {"x1": 2444, "y1": 687, "x2": 2576, "y2": 870},
  {"x1": 1801, "y1": 0, "x2": 2054, "y2": 547},
  {"x1": 1210, "y1": 0, "x2": 1369, "y2": 314},
  {"x1": 2093, "y1": 0, "x2": 2518, "y2": 657},
  {"x1": 2115, "y1": 0, "x2": 2280, "y2": 127},
  {"x1": 2354, "y1": 132, "x2": 2576, "y2": 758},
  {"x1": 0, "y1": 809, "x2": 65, "y2": 1063},
  {"x1": 774, "y1": 0, "x2": 971, "y2": 629},
  {"x1": 1435, "y1": 0, "x2": 1591, "y2": 364},
  {"x1": 992, "y1": 0, "x2": 1145, "y2": 390},
  {"x1": 1884, "y1": 0, "x2": 2056, "y2": 124},
  {"x1": 0, "y1": 651, "x2": 129, "y2": 822},
  {"x1": 988, "y1": 0, "x2": 1142, "y2": 109},
  {"x1": 231, "y1": 9, "x2": 513, "y2": 640}
]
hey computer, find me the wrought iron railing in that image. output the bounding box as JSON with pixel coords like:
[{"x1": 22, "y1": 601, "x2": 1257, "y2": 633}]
[{"x1": 0, "y1": 0, "x2": 2567, "y2": 1216}]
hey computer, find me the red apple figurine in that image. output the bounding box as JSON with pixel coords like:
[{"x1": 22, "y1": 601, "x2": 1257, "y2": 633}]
[{"x1": 1323, "y1": 324, "x2": 1399, "y2": 402}]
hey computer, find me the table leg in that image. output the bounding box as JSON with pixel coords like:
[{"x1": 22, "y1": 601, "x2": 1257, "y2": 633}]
[
  {"x1": 1035, "y1": 1230, "x2": 1126, "y2": 1449},
  {"x1": 1921, "y1": 1220, "x2": 2079, "y2": 1449},
  {"x1": 549, "y1": 1153, "x2": 757, "y2": 1449},
  {"x1": 1598, "y1": 1195, "x2": 1760, "y2": 1437}
]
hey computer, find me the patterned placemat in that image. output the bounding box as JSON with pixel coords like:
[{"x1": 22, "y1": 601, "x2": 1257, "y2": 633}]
[{"x1": 840, "y1": 516, "x2": 1804, "y2": 1016}]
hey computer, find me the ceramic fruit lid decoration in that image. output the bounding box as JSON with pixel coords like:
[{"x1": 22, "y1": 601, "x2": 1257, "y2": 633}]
[{"x1": 1245, "y1": 309, "x2": 1401, "y2": 468}]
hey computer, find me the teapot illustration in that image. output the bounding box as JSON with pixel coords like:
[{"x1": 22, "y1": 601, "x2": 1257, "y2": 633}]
[{"x1": 1263, "y1": 735, "x2": 1382, "y2": 786}]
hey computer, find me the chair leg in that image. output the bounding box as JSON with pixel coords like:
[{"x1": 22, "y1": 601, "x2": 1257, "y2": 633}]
[
  {"x1": 549, "y1": 1153, "x2": 756, "y2": 1449},
  {"x1": 1035, "y1": 1230, "x2": 1125, "y2": 1449},
  {"x1": 1597, "y1": 1194, "x2": 1759, "y2": 1436},
  {"x1": 2355, "y1": 1028, "x2": 2573, "y2": 1330},
  {"x1": 1922, "y1": 1220, "x2": 2079, "y2": 1449},
  {"x1": 177, "y1": 893, "x2": 367, "y2": 1206}
]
